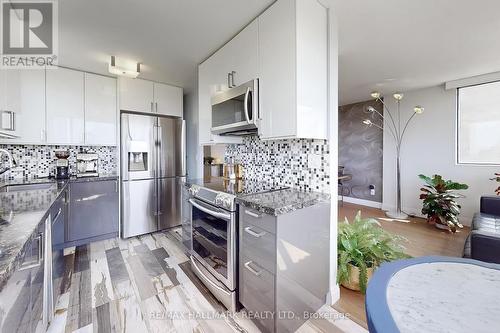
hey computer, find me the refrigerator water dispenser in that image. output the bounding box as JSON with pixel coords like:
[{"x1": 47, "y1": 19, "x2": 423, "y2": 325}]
[{"x1": 128, "y1": 152, "x2": 148, "y2": 171}]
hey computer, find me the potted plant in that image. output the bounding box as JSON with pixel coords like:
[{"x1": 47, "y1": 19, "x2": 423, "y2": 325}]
[
  {"x1": 491, "y1": 173, "x2": 500, "y2": 195},
  {"x1": 418, "y1": 174, "x2": 469, "y2": 232},
  {"x1": 337, "y1": 211, "x2": 409, "y2": 293}
]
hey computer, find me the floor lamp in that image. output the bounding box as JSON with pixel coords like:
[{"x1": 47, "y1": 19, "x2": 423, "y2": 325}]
[{"x1": 363, "y1": 91, "x2": 424, "y2": 219}]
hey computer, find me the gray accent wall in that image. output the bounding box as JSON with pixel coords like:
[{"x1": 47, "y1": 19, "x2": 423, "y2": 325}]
[{"x1": 339, "y1": 100, "x2": 383, "y2": 202}]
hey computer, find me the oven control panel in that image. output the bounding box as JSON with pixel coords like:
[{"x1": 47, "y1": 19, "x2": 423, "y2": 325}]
[
  {"x1": 188, "y1": 185, "x2": 201, "y2": 196},
  {"x1": 215, "y1": 193, "x2": 235, "y2": 211}
]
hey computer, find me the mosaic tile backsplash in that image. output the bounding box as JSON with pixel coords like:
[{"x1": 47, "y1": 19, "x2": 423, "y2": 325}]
[
  {"x1": 225, "y1": 136, "x2": 330, "y2": 193},
  {"x1": 0, "y1": 145, "x2": 117, "y2": 180}
]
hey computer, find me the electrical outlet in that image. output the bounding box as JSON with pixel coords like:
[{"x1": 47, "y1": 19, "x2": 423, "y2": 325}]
[{"x1": 369, "y1": 184, "x2": 376, "y2": 196}]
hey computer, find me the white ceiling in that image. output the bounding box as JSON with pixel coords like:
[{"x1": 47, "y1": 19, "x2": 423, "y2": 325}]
[
  {"x1": 334, "y1": 0, "x2": 500, "y2": 105},
  {"x1": 59, "y1": 0, "x2": 500, "y2": 104},
  {"x1": 59, "y1": 0, "x2": 274, "y2": 93}
]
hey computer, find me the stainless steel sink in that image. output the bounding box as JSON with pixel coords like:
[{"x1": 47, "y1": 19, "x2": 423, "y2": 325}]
[{"x1": 0, "y1": 183, "x2": 54, "y2": 193}]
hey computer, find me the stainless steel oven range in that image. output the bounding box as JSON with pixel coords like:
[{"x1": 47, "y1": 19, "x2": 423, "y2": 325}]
[{"x1": 188, "y1": 183, "x2": 239, "y2": 311}]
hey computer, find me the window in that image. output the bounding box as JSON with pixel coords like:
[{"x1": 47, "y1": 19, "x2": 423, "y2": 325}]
[{"x1": 457, "y1": 81, "x2": 500, "y2": 164}]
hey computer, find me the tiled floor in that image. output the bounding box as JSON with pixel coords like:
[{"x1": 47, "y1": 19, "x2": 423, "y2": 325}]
[{"x1": 47, "y1": 228, "x2": 366, "y2": 333}]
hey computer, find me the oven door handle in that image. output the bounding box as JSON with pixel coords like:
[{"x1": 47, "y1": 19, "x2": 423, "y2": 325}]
[
  {"x1": 189, "y1": 199, "x2": 231, "y2": 220},
  {"x1": 190, "y1": 256, "x2": 231, "y2": 296}
]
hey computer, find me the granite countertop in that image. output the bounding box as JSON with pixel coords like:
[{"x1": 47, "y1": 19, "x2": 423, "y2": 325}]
[
  {"x1": 184, "y1": 177, "x2": 289, "y2": 196},
  {"x1": 236, "y1": 188, "x2": 330, "y2": 216},
  {"x1": 0, "y1": 180, "x2": 67, "y2": 289},
  {"x1": 184, "y1": 177, "x2": 330, "y2": 215},
  {"x1": 0, "y1": 172, "x2": 118, "y2": 288}
]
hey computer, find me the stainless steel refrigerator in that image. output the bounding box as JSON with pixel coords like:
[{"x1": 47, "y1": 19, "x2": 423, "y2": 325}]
[{"x1": 121, "y1": 112, "x2": 186, "y2": 238}]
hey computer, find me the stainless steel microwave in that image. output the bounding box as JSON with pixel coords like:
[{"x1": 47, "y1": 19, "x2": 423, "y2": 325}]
[{"x1": 211, "y1": 79, "x2": 258, "y2": 136}]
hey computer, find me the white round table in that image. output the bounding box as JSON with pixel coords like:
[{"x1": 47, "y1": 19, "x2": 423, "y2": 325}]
[{"x1": 366, "y1": 256, "x2": 500, "y2": 333}]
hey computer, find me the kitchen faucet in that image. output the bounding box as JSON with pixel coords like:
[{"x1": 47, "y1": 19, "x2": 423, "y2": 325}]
[{"x1": 0, "y1": 149, "x2": 15, "y2": 175}]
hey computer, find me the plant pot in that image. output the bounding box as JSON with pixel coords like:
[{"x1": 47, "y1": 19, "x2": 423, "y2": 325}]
[
  {"x1": 434, "y1": 223, "x2": 449, "y2": 231},
  {"x1": 341, "y1": 263, "x2": 375, "y2": 292}
]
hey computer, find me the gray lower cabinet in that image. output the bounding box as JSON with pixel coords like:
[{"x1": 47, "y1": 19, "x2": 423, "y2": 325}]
[
  {"x1": 239, "y1": 203, "x2": 330, "y2": 333},
  {"x1": 67, "y1": 180, "x2": 119, "y2": 245},
  {"x1": 0, "y1": 220, "x2": 46, "y2": 333},
  {"x1": 51, "y1": 189, "x2": 67, "y2": 312},
  {"x1": 181, "y1": 184, "x2": 191, "y2": 250}
]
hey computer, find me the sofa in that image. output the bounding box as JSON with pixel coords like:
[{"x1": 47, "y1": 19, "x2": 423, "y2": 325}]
[{"x1": 464, "y1": 196, "x2": 500, "y2": 264}]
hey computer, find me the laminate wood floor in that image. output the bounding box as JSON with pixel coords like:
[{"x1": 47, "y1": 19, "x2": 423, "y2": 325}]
[
  {"x1": 333, "y1": 202, "x2": 471, "y2": 329},
  {"x1": 47, "y1": 227, "x2": 366, "y2": 333}
]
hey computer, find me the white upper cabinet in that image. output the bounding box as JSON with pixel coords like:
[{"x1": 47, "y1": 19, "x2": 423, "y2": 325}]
[
  {"x1": 259, "y1": 0, "x2": 327, "y2": 140},
  {"x1": 84, "y1": 73, "x2": 117, "y2": 146},
  {"x1": 0, "y1": 69, "x2": 46, "y2": 144},
  {"x1": 118, "y1": 77, "x2": 154, "y2": 113},
  {"x1": 197, "y1": 20, "x2": 258, "y2": 145},
  {"x1": 46, "y1": 68, "x2": 85, "y2": 144},
  {"x1": 198, "y1": 0, "x2": 327, "y2": 143},
  {"x1": 154, "y1": 83, "x2": 183, "y2": 117},
  {"x1": 225, "y1": 20, "x2": 259, "y2": 87},
  {"x1": 119, "y1": 77, "x2": 183, "y2": 117}
]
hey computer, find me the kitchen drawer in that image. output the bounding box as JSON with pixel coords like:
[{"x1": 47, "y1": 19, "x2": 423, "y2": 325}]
[
  {"x1": 240, "y1": 220, "x2": 276, "y2": 274},
  {"x1": 239, "y1": 254, "x2": 275, "y2": 333},
  {"x1": 239, "y1": 206, "x2": 276, "y2": 234}
]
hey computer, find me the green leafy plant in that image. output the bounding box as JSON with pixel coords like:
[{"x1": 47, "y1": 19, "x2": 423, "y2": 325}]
[
  {"x1": 337, "y1": 211, "x2": 409, "y2": 293},
  {"x1": 491, "y1": 173, "x2": 500, "y2": 195},
  {"x1": 418, "y1": 174, "x2": 469, "y2": 232}
]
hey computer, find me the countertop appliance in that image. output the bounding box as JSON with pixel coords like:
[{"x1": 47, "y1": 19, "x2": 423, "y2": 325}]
[
  {"x1": 187, "y1": 178, "x2": 285, "y2": 312},
  {"x1": 223, "y1": 163, "x2": 243, "y2": 180},
  {"x1": 121, "y1": 112, "x2": 186, "y2": 238},
  {"x1": 76, "y1": 153, "x2": 99, "y2": 178},
  {"x1": 211, "y1": 79, "x2": 259, "y2": 136},
  {"x1": 54, "y1": 150, "x2": 70, "y2": 179}
]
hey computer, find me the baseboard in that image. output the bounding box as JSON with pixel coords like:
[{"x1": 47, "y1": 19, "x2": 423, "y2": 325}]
[
  {"x1": 341, "y1": 196, "x2": 382, "y2": 209},
  {"x1": 382, "y1": 204, "x2": 473, "y2": 227},
  {"x1": 326, "y1": 284, "x2": 341, "y2": 305}
]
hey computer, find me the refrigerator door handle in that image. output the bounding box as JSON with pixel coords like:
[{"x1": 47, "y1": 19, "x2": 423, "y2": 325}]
[
  {"x1": 157, "y1": 125, "x2": 163, "y2": 177},
  {"x1": 181, "y1": 120, "x2": 186, "y2": 176}
]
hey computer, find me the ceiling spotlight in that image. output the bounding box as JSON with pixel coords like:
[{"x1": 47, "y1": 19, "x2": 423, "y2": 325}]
[
  {"x1": 414, "y1": 106, "x2": 424, "y2": 114},
  {"x1": 108, "y1": 56, "x2": 141, "y2": 78},
  {"x1": 370, "y1": 91, "x2": 381, "y2": 99},
  {"x1": 362, "y1": 119, "x2": 373, "y2": 126},
  {"x1": 393, "y1": 92, "x2": 404, "y2": 100}
]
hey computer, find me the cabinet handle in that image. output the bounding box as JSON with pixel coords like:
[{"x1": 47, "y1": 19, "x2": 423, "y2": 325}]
[
  {"x1": 115, "y1": 180, "x2": 118, "y2": 193},
  {"x1": 244, "y1": 226, "x2": 266, "y2": 238},
  {"x1": 151, "y1": 102, "x2": 154, "y2": 113},
  {"x1": 1, "y1": 110, "x2": 15, "y2": 131},
  {"x1": 10, "y1": 111, "x2": 15, "y2": 131},
  {"x1": 155, "y1": 102, "x2": 158, "y2": 113},
  {"x1": 227, "y1": 73, "x2": 231, "y2": 88},
  {"x1": 231, "y1": 71, "x2": 236, "y2": 87},
  {"x1": 243, "y1": 87, "x2": 251, "y2": 123},
  {"x1": 244, "y1": 210, "x2": 261, "y2": 218},
  {"x1": 244, "y1": 261, "x2": 262, "y2": 276}
]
